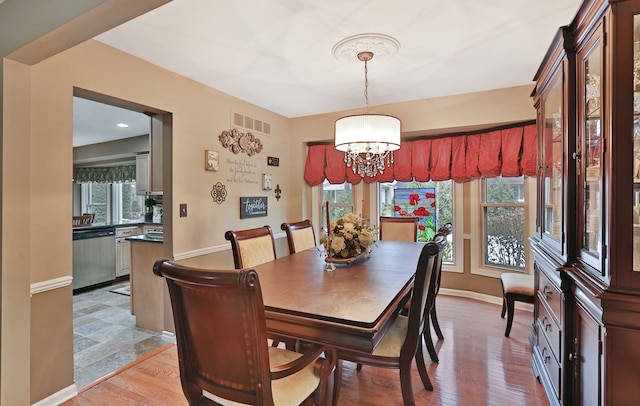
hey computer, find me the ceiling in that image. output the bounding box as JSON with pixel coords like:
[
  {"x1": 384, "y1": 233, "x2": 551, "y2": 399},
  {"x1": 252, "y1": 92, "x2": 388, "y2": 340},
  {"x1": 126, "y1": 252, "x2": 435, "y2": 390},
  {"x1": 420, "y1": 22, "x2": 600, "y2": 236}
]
[{"x1": 74, "y1": 0, "x2": 583, "y2": 147}]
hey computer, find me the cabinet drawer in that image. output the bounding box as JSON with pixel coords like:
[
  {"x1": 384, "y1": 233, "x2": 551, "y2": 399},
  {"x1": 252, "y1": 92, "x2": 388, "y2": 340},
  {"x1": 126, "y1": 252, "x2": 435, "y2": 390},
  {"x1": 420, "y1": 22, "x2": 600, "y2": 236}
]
[
  {"x1": 538, "y1": 300, "x2": 561, "y2": 362},
  {"x1": 116, "y1": 227, "x2": 138, "y2": 237},
  {"x1": 538, "y1": 270, "x2": 562, "y2": 324},
  {"x1": 537, "y1": 331, "x2": 561, "y2": 400}
]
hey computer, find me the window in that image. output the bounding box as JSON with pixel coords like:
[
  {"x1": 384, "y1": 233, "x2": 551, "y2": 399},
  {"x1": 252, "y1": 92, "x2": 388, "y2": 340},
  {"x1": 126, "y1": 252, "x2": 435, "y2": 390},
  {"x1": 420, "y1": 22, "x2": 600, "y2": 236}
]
[
  {"x1": 322, "y1": 180, "x2": 353, "y2": 228},
  {"x1": 481, "y1": 176, "x2": 526, "y2": 270},
  {"x1": 379, "y1": 180, "x2": 455, "y2": 262},
  {"x1": 81, "y1": 181, "x2": 144, "y2": 224}
]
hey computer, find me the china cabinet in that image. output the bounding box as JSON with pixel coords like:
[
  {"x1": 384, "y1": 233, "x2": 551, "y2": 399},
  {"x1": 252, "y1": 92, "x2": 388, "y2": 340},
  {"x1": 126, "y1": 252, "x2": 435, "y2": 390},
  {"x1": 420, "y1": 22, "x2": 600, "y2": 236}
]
[{"x1": 531, "y1": 0, "x2": 640, "y2": 405}]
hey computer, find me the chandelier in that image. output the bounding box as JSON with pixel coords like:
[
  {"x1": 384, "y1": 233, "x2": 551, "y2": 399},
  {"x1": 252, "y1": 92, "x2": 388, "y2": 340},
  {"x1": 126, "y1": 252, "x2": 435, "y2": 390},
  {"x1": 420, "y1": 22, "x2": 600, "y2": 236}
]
[{"x1": 333, "y1": 35, "x2": 401, "y2": 178}]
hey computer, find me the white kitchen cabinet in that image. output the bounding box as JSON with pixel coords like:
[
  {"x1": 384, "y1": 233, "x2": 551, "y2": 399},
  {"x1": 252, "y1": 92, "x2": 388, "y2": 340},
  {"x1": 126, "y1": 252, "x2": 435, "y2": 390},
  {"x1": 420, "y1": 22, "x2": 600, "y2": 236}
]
[
  {"x1": 115, "y1": 226, "x2": 138, "y2": 277},
  {"x1": 135, "y1": 153, "x2": 150, "y2": 195}
]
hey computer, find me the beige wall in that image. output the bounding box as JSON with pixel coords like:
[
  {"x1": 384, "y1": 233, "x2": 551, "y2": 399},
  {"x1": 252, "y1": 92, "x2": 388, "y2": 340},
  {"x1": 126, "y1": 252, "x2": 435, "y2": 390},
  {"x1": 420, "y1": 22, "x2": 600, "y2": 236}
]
[{"x1": 3, "y1": 3, "x2": 537, "y2": 403}]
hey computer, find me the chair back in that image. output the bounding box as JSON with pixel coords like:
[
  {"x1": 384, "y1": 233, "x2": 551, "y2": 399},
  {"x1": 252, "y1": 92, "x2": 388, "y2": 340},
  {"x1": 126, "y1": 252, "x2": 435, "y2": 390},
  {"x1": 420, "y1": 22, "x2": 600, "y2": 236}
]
[
  {"x1": 401, "y1": 234, "x2": 449, "y2": 360},
  {"x1": 281, "y1": 219, "x2": 317, "y2": 254},
  {"x1": 153, "y1": 260, "x2": 275, "y2": 405},
  {"x1": 379, "y1": 216, "x2": 418, "y2": 242},
  {"x1": 225, "y1": 225, "x2": 277, "y2": 269},
  {"x1": 72, "y1": 213, "x2": 94, "y2": 227},
  {"x1": 433, "y1": 223, "x2": 453, "y2": 293}
]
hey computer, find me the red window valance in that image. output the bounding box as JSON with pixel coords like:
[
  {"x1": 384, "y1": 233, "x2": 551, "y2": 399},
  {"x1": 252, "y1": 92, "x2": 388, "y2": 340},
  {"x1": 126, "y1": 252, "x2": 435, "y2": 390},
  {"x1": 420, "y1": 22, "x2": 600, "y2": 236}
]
[{"x1": 304, "y1": 122, "x2": 537, "y2": 186}]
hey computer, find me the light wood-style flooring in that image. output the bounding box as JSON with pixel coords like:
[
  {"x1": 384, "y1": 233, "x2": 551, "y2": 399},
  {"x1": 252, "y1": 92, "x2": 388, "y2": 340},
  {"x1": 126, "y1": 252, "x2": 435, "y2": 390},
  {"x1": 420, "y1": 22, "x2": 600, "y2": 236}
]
[{"x1": 62, "y1": 294, "x2": 546, "y2": 406}]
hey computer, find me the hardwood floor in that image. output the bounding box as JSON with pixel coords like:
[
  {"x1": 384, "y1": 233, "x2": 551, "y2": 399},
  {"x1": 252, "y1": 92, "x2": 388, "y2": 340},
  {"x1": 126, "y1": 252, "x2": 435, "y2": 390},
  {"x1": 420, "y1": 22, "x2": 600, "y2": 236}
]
[{"x1": 62, "y1": 295, "x2": 546, "y2": 406}]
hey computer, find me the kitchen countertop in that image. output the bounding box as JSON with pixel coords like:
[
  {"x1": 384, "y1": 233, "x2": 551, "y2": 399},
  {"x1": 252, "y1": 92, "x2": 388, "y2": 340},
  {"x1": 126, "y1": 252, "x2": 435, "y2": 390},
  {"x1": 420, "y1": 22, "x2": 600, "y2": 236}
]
[
  {"x1": 72, "y1": 221, "x2": 162, "y2": 232},
  {"x1": 126, "y1": 235, "x2": 163, "y2": 243}
]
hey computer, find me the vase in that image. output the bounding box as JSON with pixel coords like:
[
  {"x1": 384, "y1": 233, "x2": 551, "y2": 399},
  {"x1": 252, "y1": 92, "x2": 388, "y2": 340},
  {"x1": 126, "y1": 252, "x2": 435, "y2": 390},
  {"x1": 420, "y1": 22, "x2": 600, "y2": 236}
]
[{"x1": 325, "y1": 251, "x2": 368, "y2": 266}]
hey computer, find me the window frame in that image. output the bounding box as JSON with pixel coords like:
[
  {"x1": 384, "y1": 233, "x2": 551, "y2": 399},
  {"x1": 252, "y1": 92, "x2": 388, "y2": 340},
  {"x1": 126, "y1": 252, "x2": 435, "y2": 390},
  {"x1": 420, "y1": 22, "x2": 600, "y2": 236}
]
[{"x1": 470, "y1": 177, "x2": 536, "y2": 278}]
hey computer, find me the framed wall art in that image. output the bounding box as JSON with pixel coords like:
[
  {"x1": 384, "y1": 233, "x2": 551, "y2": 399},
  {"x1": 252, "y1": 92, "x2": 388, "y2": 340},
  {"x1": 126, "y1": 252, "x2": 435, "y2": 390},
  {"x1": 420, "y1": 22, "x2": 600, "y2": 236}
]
[
  {"x1": 205, "y1": 150, "x2": 219, "y2": 171},
  {"x1": 240, "y1": 196, "x2": 268, "y2": 219}
]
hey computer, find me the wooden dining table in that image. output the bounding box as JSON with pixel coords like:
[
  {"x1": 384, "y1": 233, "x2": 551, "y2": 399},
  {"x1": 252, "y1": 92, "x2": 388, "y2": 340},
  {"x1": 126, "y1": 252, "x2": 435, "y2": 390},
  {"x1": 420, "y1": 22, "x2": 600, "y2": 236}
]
[{"x1": 252, "y1": 240, "x2": 426, "y2": 353}]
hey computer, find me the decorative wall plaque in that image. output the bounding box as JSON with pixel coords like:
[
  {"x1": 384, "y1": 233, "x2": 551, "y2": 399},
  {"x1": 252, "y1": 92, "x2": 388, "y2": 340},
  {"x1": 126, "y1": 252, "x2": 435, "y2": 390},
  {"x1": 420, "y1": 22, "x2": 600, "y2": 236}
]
[
  {"x1": 205, "y1": 150, "x2": 219, "y2": 171},
  {"x1": 240, "y1": 197, "x2": 268, "y2": 219},
  {"x1": 210, "y1": 182, "x2": 227, "y2": 205},
  {"x1": 219, "y1": 128, "x2": 263, "y2": 156}
]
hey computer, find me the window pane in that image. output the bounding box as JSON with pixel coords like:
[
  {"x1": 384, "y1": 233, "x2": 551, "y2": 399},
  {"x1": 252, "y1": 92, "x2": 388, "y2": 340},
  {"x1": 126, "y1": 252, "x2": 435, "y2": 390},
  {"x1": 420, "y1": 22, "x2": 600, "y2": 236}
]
[
  {"x1": 120, "y1": 182, "x2": 145, "y2": 222},
  {"x1": 483, "y1": 176, "x2": 526, "y2": 270},
  {"x1": 86, "y1": 183, "x2": 108, "y2": 223},
  {"x1": 485, "y1": 177, "x2": 524, "y2": 204},
  {"x1": 379, "y1": 180, "x2": 454, "y2": 261},
  {"x1": 322, "y1": 180, "x2": 353, "y2": 227}
]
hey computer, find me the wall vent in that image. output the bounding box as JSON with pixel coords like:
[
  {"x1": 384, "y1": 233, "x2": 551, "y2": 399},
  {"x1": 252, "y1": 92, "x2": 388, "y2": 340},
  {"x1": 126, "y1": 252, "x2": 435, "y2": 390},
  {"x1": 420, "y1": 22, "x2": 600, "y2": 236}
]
[{"x1": 231, "y1": 112, "x2": 271, "y2": 135}]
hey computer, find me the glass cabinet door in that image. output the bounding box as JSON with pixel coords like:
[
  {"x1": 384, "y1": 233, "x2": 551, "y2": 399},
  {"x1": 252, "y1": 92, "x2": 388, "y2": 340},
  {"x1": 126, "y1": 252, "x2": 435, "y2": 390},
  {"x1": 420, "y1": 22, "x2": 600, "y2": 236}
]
[
  {"x1": 580, "y1": 38, "x2": 603, "y2": 273},
  {"x1": 634, "y1": 15, "x2": 640, "y2": 273},
  {"x1": 542, "y1": 74, "x2": 564, "y2": 250}
]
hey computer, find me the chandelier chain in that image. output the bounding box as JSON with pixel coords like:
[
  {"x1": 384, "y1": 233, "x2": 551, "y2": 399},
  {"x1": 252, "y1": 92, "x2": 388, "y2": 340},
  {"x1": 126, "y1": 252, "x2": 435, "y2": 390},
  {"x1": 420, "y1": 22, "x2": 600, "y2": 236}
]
[{"x1": 364, "y1": 58, "x2": 369, "y2": 114}]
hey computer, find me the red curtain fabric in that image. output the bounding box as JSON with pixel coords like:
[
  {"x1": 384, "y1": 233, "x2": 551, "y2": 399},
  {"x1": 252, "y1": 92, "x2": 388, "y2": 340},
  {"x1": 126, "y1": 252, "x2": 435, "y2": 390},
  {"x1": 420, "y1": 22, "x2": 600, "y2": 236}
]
[
  {"x1": 450, "y1": 137, "x2": 468, "y2": 182},
  {"x1": 303, "y1": 144, "x2": 326, "y2": 186},
  {"x1": 478, "y1": 130, "x2": 502, "y2": 177},
  {"x1": 324, "y1": 146, "x2": 347, "y2": 184},
  {"x1": 501, "y1": 127, "x2": 524, "y2": 177},
  {"x1": 411, "y1": 139, "x2": 432, "y2": 181},
  {"x1": 303, "y1": 122, "x2": 537, "y2": 185},
  {"x1": 521, "y1": 124, "x2": 537, "y2": 176},
  {"x1": 465, "y1": 134, "x2": 482, "y2": 180},
  {"x1": 393, "y1": 142, "x2": 413, "y2": 181},
  {"x1": 430, "y1": 137, "x2": 452, "y2": 181}
]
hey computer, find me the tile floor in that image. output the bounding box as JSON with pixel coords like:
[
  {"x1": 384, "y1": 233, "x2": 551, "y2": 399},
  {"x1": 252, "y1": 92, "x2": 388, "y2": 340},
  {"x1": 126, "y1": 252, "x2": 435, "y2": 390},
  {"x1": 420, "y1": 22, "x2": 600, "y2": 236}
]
[{"x1": 72, "y1": 280, "x2": 170, "y2": 390}]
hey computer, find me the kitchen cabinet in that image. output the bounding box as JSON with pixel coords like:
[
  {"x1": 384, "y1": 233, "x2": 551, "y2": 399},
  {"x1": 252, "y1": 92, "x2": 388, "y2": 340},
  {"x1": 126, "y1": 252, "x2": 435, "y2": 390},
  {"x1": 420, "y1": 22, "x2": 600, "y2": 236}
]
[
  {"x1": 135, "y1": 153, "x2": 150, "y2": 195},
  {"x1": 135, "y1": 114, "x2": 166, "y2": 195},
  {"x1": 115, "y1": 226, "x2": 138, "y2": 277},
  {"x1": 531, "y1": 0, "x2": 640, "y2": 404}
]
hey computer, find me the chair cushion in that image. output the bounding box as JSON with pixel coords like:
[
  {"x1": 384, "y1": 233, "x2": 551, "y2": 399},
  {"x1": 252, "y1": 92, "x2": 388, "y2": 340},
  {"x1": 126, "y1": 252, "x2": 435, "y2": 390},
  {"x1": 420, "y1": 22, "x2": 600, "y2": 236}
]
[
  {"x1": 238, "y1": 235, "x2": 276, "y2": 268},
  {"x1": 291, "y1": 228, "x2": 315, "y2": 252},
  {"x1": 203, "y1": 346, "x2": 320, "y2": 406},
  {"x1": 371, "y1": 315, "x2": 408, "y2": 357},
  {"x1": 501, "y1": 273, "x2": 534, "y2": 297}
]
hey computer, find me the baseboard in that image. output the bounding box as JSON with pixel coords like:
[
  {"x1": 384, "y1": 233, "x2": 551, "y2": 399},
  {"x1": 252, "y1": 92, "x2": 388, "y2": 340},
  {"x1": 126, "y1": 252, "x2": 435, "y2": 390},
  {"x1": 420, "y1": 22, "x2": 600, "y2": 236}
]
[
  {"x1": 162, "y1": 330, "x2": 176, "y2": 343},
  {"x1": 31, "y1": 384, "x2": 77, "y2": 406},
  {"x1": 439, "y1": 288, "x2": 534, "y2": 312}
]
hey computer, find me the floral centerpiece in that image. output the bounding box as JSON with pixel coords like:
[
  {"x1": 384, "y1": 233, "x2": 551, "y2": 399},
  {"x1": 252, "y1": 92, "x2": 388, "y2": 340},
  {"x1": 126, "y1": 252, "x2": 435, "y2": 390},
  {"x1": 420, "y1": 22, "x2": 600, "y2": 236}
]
[{"x1": 321, "y1": 213, "x2": 377, "y2": 259}]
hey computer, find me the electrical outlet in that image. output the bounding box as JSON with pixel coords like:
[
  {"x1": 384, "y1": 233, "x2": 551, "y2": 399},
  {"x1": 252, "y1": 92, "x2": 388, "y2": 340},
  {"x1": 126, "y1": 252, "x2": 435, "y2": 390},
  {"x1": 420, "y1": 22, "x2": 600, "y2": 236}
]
[{"x1": 179, "y1": 203, "x2": 187, "y2": 217}]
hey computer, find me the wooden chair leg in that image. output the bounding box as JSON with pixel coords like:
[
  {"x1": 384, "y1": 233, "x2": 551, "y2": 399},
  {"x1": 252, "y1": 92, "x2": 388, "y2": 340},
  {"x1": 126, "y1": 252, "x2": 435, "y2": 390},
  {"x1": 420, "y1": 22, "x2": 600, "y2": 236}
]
[
  {"x1": 501, "y1": 294, "x2": 507, "y2": 318},
  {"x1": 332, "y1": 360, "x2": 343, "y2": 406},
  {"x1": 356, "y1": 363, "x2": 363, "y2": 371},
  {"x1": 504, "y1": 294, "x2": 515, "y2": 337},
  {"x1": 430, "y1": 306, "x2": 444, "y2": 340},
  {"x1": 415, "y1": 342, "x2": 434, "y2": 391},
  {"x1": 399, "y1": 363, "x2": 417, "y2": 406}
]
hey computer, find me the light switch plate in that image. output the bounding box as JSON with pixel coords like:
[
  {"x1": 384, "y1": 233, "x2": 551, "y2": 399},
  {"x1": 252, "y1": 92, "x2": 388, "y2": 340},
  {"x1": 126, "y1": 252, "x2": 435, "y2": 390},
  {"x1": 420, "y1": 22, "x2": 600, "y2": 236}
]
[{"x1": 179, "y1": 203, "x2": 187, "y2": 217}]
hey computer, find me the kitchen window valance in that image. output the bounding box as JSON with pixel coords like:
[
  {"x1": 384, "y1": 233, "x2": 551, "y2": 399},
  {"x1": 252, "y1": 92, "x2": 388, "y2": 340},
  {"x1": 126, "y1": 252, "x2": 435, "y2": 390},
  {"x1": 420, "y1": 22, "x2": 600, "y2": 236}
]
[
  {"x1": 75, "y1": 165, "x2": 136, "y2": 184},
  {"x1": 304, "y1": 121, "x2": 537, "y2": 186}
]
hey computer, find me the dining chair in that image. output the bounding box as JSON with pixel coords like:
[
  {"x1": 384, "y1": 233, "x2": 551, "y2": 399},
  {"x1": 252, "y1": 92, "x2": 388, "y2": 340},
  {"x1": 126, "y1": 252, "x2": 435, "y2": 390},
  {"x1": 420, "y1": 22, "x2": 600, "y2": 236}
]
[
  {"x1": 72, "y1": 213, "x2": 94, "y2": 227},
  {"x1": 423, "y1": 223, "x2": 453, "y2": 362},
  {"x1": 281, "y1": 219, "x2": 317, "y2": 254},
  {"x1": 225, "y1": 225, "x2": 277, "y2": 269},
  {"x1": 379, "y1": 216, "x2": 418, "y2": 242},
  {"x1": 225, "y1": 225, "x2": 294, "y2": 350},
  {"x1": 334, "y1": 234, "x2": 449, "y2": 406},
  {"x1": 153, "y1": 260, "x2": 336, "y2": 406}
]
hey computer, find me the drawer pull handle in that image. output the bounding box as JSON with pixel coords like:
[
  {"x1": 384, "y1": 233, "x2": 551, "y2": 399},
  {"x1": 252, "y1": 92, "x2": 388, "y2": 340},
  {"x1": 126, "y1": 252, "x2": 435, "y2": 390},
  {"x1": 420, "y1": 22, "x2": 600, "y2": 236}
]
[
  {"x1": 568, "y1": 352, "x2": 577, "y2": 361},
  {"x1": 541, "y1": 347, "x2": 550, "y2": 364},
  {"x1": 542, "y1": 316, "x2": 552, "y2": 332},
  {"x1": 543, "y1": 286, "x2": 553, "y2": 299}
]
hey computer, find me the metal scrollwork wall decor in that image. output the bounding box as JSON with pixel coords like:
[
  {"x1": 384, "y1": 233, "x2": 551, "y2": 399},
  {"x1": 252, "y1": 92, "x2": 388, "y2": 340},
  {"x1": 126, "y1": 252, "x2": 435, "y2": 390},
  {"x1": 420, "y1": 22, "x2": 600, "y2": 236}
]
[
  {"x1": 219, "y1": 128, "x2": 263, "y2": 155},
  {"x1": 211, "y1": 182, "x2": 227, "y2": 204}
]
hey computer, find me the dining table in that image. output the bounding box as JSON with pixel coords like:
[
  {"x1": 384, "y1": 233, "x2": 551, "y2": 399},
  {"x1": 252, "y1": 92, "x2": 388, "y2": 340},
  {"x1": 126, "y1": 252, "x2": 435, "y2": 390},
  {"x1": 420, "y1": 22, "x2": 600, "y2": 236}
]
[{"x1": 252, "y1": 240, "x2": 426, "y2": 353}]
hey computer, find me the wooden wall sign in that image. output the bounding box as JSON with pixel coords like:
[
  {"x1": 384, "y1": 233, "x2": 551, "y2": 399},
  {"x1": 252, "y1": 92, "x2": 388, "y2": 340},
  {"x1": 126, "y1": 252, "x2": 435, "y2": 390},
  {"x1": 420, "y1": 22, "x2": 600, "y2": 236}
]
[{"x1": 240, "y1": 196, "x2": 268, "y2": 219}]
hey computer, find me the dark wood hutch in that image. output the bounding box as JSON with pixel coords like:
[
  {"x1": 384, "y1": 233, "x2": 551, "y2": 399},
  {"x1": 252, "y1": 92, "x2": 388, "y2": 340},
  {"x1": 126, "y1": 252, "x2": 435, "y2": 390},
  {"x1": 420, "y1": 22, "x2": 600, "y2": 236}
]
[{"x1": 530, "y1": 0, "x2": 640, "y2": 404}]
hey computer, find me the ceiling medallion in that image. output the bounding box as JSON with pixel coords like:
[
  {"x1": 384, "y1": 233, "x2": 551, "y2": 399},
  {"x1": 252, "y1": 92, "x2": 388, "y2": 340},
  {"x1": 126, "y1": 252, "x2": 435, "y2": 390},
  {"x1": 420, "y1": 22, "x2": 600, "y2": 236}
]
[{"x1": 332, "y1": 33, "x2": 400, "y2": 63}]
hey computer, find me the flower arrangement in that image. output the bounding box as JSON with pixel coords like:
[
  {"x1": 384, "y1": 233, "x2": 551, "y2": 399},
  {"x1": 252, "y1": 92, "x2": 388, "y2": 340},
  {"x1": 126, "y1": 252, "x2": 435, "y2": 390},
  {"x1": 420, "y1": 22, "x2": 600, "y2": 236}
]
[{"x1": 321, "y1": 213, "x2": 377, "y2": 259}]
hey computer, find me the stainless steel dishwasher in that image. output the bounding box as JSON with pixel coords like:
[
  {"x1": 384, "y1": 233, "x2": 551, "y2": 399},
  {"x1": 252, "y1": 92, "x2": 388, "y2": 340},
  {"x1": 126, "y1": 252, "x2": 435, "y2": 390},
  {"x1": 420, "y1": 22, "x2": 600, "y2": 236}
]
[{"x1": 72, "y1": 227, "x2": 116, "y2": 291}]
